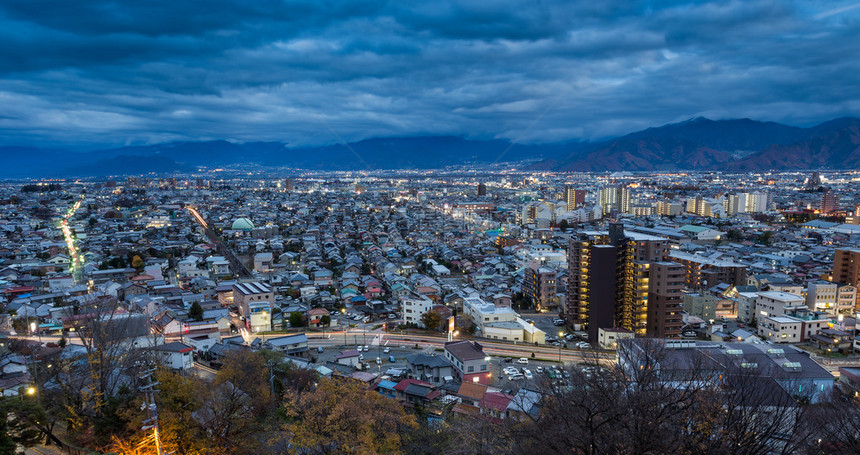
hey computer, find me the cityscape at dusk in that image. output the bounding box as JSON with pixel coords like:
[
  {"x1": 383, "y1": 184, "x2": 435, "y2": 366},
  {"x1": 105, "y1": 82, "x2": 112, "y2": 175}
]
[{"x1": 2, "y1": 1, "x2": 860, "y2": 455}]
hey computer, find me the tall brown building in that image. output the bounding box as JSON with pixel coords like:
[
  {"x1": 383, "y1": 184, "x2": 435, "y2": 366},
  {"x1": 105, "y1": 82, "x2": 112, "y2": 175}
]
[
  {"x1": 567, "y1": 224, "x2": 681, "y2": 341},
  {"x1": 830, "y1": 249, "x2": 860, "y2": 299},
  {"x1": 646, "y1": 262, "x2": 685, "y2": 338},
  {"x1": 523, "y1": 260, "x2": 559, "y2": 311},
  {"x1": 477, "y1": 182, "x2": 487, "y2": 196},
  {"x1": 821, "y1": 191, "x2": 839, "y2": 213}
]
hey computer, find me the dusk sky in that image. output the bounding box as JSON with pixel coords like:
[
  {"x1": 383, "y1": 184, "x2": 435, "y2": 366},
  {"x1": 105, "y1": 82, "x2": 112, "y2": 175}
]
[{"x1": 1, "y1": 0, "x2": 859, "y2": 149}]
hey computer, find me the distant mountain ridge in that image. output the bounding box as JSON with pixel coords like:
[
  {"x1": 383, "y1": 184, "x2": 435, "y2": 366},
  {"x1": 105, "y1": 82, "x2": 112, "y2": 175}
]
[
  {"x1": 0, "y1": 116, "x2": 858, "y2": 177},
  {"x1": 0, "y1": 136, "x2": 581, "y2": 178},
  {"x1": 531, "y1": 116, "x2": 860, "y2": 172}
]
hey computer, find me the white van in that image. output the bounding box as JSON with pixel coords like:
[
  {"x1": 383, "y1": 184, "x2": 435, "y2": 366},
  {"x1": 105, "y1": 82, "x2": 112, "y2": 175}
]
[{"x1": 517, "y1": 358, "x2": 529, "y2": 364}]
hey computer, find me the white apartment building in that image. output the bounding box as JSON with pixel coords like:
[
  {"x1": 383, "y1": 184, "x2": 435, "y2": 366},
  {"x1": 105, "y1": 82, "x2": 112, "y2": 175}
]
[
  {"x1": 755, "y1": 291, "x2": 805, "y2": 327},
  {"x1": 403, "y1": 296, "x2": 435, "y2": 328}
]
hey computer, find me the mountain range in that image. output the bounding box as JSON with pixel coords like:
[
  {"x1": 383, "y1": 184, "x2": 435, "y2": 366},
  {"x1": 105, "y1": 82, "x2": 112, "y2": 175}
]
[
  {"x1": 530, "y1": 117, "x2": 860, "y2": 172},
  {"x1": 0, "y1": 116, "x2": 858, "y2": 177}
]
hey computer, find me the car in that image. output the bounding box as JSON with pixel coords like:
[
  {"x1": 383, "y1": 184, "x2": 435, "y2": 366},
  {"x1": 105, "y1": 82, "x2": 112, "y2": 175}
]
[
  {"x1": 536, "y1": 366, "x2": 544, "y2": 373},
  {"x1": 565, "y1": 334, "x2": 576, "y2": 341},
  {"x1": 563, "y1": 370, "x2": 570, "y2": 379},
  {"x1": 376, "y1": 357, "x2": 382, "y2": 364},
  {"x1": 359, "y1": 354, "x2": 364, "y2": 361},
  {"x1": 389, "y1": 355, "x2": 396, "y2": 363},
  {"x1": 553, "y1": 318, "x2": 565, "y2": 326},
  {"x1": 523, "y1": 369, "x2": 533, "y2": 380},
  {"x1": 363, "y1": 345, "x2": 370, "y2": 352},
  {"x1": 503, "y1": 367, "x2": 519, "y2": 375},
  {"x1": 737, "y1": 323, "x2": 745, "y2": 328},
  {"x1": 388, "y1": 314, "x2": 397, "y2": 319},
  {"x1": 383, "y1": 347, "x2": 391, "y2": 353},
  {"x1": 517, "y1": 358, "x2": 529, "y2": 364},
  {"x1": 508, "y1": 373, "x2": 524, "y2": 381},
  {"x1": 503, "y1": 358, "x2": 513, "y2": 363},
  {"x1": 317, "y1": 346, "x2": 324, "y2": 353}
]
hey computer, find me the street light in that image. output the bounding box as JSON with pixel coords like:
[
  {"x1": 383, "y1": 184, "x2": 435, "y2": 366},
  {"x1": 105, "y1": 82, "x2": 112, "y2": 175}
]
[
  {"x1": 341, "y1": 309, "x2": 347, "y2": 346},
  {"x1": 558, "y1": 331, "x2": 564, "y2": 364},
  {"x1": 26, "y1": 387, "x2": 36, "y2": 396}
]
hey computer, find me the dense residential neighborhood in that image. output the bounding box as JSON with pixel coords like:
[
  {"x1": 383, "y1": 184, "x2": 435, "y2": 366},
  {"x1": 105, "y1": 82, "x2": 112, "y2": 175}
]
[{"x1": 3, "y1": 169, "x2": 860, "y2": 453}]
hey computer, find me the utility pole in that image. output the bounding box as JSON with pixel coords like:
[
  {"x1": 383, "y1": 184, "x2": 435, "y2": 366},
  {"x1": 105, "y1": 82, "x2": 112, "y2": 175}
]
[
  {"x1": 268, "y1": 360, "x2": 275, "y2": 396},
  {"x1": 139, "y1": 367, "x2": 166, "y2": 455}
]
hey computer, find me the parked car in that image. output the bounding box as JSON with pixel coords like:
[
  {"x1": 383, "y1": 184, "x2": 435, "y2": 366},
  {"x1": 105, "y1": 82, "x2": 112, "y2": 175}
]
[
  {"x1": 376, "y1": 357, "x2": 382, "y2": 365},
  {"x1": 503, "y1": 358, "x2": 513, "y2": 363},
  {"x1": 523, "y1": 369, "x2": 533, "y2": 380},
  {"x1": 517, "y1": 358, "x2": 529, "y2": 364},
  {"x1": 317, "y1": 346, "x2": 324, "y2": 353},
  {"x1": 536, "y1": 366, "x2": 544, "y2": 373},
  {"x1": 363, "y1": 345, "x2": 369, "y2": 352},
  {"x1": 383, "y1": 347, "x2": 391, "y2": 353},
  {"x1": 389, "y1": 355, "x2": 396, "y2": 363}
]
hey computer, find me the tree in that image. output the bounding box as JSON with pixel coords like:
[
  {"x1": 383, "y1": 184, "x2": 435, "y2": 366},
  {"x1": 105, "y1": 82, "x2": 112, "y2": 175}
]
[
  {"x1": 39, "y1": 300, "x2": 155, "y2": 443},
  {"x1": 131, "y1": 254, "x2": 144, "y2": 270},
  {"x1": 420, "y1": 310, "x2": 442, "y2": 331},
  {"x1": 280, "y1": 378, "x2": 417, "y2": 454},
  {"x1": 757, "y1": 231, "x2": 774, "y2": 246},
  {"x1": 320, "y1": 314, "x2": 331, "y2": 327},
  {"x1": 289, "y1": 311, "x2": 305, "y2": 328},
  {"x1": 58, "y1": 336, "x2": 66, "y2": 349},
  {"x1": 558, "y1": 219, "x2": 569, "y2": 232},
  {"x1": 0, "y1": 398, "x2": 46, "y2": 455},
  {"x1": 726, "y1": 229, "x2": 744, "y2": 242},
  {"x1": 188, "y1": 301, "x2": 204, "y2": 321}
]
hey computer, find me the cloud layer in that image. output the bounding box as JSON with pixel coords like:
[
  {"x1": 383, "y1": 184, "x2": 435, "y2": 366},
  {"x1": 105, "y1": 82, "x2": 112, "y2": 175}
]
[{"x1": 1, "y1": 0, "x2": 859, "y2": 148}]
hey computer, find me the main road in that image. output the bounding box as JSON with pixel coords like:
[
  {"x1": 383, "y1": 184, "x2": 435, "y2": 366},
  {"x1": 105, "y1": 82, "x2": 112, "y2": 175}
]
[
  {"x1": 263, "y1": 328, "x2": 615, "y2": 366},
  {"x1": 186, "y1": 206, "x2": 252, "y2": 277},
  {"x1": 61, "y1": 197, "x2": 84, "y2": 283}
]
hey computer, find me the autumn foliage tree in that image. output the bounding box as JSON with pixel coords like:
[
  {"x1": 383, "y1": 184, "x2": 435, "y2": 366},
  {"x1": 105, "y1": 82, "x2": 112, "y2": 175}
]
[
  {"x1": 420, "y1": 310, "x2": 442, "y2": 331},
  {"x1": 279, "y1": 378, "x2": 417, "y2": 454}
]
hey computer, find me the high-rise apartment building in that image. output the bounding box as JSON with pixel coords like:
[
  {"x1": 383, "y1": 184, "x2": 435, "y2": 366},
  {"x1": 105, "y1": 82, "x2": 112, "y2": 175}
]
[
  {"x1": 523, "y1": 260, "x2": 559, "y2": 311},
  {"x1": 477, "y1": 182, "x2": 487, "y2": 196},
  {"x1": 829, "y1": 248, "x2": 860, "y2": 308},
  {"x1": 563, "y1": 186, "x2": 586, "y2": 211},
  {"x1": 567, "y1": 224, "x2": 681, "y2": 341},
  {"x1": 821, "y1": 191, "x2": 839, "y2": 213},
  {"x1": 598, "y1": 185, "x2": 630, "y2": 215},
  {"x1": 646, "y1": 262, "x2": 685, "y2": 338}
]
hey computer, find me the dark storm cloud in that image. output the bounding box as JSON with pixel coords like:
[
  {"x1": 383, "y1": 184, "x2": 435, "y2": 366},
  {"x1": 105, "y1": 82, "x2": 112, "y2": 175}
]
[{"x1": 0, "y1": 0, "x2": 859, "y2": 148}]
